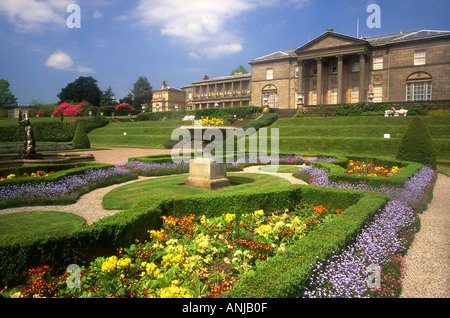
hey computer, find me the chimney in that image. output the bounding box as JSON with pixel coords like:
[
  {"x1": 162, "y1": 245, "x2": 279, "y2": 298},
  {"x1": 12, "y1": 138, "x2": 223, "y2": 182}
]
[
  {"x1": 203, "y1": 75, "x2": 209, "y2": 80},
  {"x1": 327, "y1": 28, "x2": 334, "y2": 32},
  {"x1": 400, "y1": 30, "x2": 404, "y2": 34},
  {"x1": 162, "y1": 80, "x2": 167, "y2": 89}
]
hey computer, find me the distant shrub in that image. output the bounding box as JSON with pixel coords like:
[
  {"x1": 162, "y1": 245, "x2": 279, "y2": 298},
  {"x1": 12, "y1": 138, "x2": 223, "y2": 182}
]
[
  {"x1": 395, "y1": 115, "x2": 437, "y2": 169},
  {"x1": 52, "y1": 103, "x2": 85, "y2": 118},
  {"x1": 72, "y1": 122, "x2": 90, "y2": 149},
  {"x1": 242, "y1": 113, "x2": 278, "y2": 130}
]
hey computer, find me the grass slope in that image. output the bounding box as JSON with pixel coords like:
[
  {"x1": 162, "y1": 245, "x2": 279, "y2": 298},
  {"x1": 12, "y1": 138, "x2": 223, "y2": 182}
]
[
  {"x1": 269, "y1": 115, "x2": 450, "y2": 161},
  {"x1": 87, "y1": 120, "x2": 184, "y2": 148}
]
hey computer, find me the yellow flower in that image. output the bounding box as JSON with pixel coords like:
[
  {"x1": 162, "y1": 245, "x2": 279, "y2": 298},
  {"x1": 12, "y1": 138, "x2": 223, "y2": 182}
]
[
  {"x1": 254, "y1": 209, "x2": 264, "y2": 218},
  {"x1": 6, "y1": 174, "x2": 15, "y2": 179},
  {"x1": 224, "y1": 213, "x2": 235, "y2": 223}
]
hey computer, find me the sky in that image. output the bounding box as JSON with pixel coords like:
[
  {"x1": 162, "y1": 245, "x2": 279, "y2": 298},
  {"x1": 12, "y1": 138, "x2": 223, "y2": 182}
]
[{"x1": 0, "y1": 0, "x2": 449, "y2": 105}]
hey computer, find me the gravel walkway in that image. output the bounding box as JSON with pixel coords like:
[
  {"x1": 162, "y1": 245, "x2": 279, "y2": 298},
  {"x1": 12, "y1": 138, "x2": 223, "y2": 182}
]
[
  {"x1": 400, "y1": 172, "x2": 450, "y2": 298},
  {"x1": 0, "y1": 165, "x2": 306, "y2": 225},
  {"x1": 70, "y1": 147, "x2": 173, "y2": 165}
]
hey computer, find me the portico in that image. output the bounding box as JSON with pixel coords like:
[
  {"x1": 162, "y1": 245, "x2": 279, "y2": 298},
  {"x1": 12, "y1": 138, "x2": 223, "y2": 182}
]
[{"x1": 295, "y1": 31, "x2": 371, "y2": 106}]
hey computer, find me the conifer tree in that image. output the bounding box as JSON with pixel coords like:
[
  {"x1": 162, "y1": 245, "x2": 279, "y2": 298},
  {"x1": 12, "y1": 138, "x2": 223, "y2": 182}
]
[
  {"x1": 395, "y1": 115, "x2": 436, "y2": 169},
  {"x1": 72, "y1": 121, "x2": 91, "y2": 149}
]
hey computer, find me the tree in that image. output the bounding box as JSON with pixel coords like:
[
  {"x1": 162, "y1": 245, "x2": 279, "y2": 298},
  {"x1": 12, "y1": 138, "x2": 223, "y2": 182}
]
[
  {"x1": 100, "y1": 86, "x2": 116, "y2": 107},
  {"x1": 72, "y1": 121, "x2": 91, "y2": 149},
  {"x1": 230, "y1": 65, "x2": 248, "y2": 76},
  {"x1": 395, "y1": 115, "x2": 437, "y2": 169},
  {"x1": 131, "y1": 76, "x2": 152, "y2": 110},
  {"x1": 0, "y1": 79, "x2": 18, "y2": 108},
  {"x1": 57, "y1": 76, "x2": 102, "y2": 106}
]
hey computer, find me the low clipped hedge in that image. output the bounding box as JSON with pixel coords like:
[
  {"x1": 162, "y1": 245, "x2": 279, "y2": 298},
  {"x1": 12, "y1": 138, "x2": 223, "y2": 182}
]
[
  {"x1": 0, "y1": 182, "x2": 388, "y2": 291},
  {"x1": 311, "y1": 155, "x2": 422, "y2": 187},
  {"x1": 0, "y1": 117, "x2": 109, "y2": 142}
]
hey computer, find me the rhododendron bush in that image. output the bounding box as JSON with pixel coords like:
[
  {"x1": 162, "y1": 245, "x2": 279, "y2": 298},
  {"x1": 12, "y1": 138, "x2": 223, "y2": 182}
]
[
  {"x1": 52, "y1": 102, "x2": 85, "y2": 117},
  {"x1": 115, "y1": 103, "x2": 134, "y2": 111}
]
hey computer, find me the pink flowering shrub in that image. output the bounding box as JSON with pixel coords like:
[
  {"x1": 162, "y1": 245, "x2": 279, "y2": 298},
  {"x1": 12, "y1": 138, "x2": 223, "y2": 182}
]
[
  {"x1": 52, "y1": 103, "x2": 85, "y2": 117},
  {"x1": 115, "y1": 103, "x2": 134, "y2": 111}
]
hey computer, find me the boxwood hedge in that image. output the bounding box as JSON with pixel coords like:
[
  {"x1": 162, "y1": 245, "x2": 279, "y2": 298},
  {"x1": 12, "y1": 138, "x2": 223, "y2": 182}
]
[{"x1": 0, "y1": 181, "x2": 388, "y2": 293}]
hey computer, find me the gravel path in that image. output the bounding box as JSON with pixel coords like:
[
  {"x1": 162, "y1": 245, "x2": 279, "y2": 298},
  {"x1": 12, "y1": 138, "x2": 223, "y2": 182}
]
[
  {"x1": 71, "y1": 147, "x2": 173, "y2": 165},
  {"x1": 400, "y1": 172, "x2": 450, "y2": 298},
  {"x1": 0, "y1": 176, "x2": 157, "y2": 225},
  {"x1": 0, "y1": 165, "x2": 306, "y2": 225}
]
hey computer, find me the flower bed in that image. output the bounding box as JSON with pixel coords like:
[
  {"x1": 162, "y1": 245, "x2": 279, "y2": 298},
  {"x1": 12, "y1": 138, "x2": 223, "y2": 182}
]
[
  {"x1": 1, "y1": 204, "x2": 344, "y2": 298},
  {"x1": 0, "y1": 170, "x2": 55, "y2": 181},
  {"x1": 345, "y1": 159, "x2": 402, "y2": 177},
  {"x1": 296, "y1": 163, "x2": 437, "y2": 298},
  {"x1": 0, "y1": 163, "x2": 137, "y2": 208},
  {"x1": 306, "y1": 156, "x2": 422, "y2": 188}
]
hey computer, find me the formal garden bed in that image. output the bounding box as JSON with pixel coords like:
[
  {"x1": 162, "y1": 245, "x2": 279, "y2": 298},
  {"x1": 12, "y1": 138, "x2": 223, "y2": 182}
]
[{"x1": 0, "y1": 150, "x2": 438, "y2": 298}]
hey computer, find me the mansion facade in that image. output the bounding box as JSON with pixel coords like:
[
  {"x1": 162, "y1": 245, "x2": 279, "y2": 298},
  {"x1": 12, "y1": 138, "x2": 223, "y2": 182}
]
[{"x1": 152, "y1": 29, "x2": 450, "y2": 112}]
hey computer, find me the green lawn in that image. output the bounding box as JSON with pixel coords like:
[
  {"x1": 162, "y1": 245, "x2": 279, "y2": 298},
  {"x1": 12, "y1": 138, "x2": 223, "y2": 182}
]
[
  {"x1": 269, "y1": 115, "x2": 450, "y2": 162},
  {"x1": 102, "y1": 173, "x2": 290, "y2": 210},
  {"x1": 88, "y1": 120, "x2": 185, "y2": 148},
  {"x1": 0, "y1": 211, "x2": 86, "y2": 238}
]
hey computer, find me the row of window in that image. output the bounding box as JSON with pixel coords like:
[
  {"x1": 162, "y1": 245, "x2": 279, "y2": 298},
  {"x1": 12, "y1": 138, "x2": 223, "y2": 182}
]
[
  {"x1": 266, "y1": 50, "x2": 427, "y2": 80},
  {"x1": 288, "y1": 80, "x2": 431, "y2": 106}
]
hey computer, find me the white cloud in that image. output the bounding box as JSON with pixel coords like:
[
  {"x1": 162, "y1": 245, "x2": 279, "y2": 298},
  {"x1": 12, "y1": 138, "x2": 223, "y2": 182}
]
[
  {"x1": 45, "y1": 50, "x2": 95, "y2": 73},
  {"x1": 189, "y1": 52, "x2": 201, "y2": 60},
  {"x1": 0, "y1": 0, "x2": 73, "y2": 32},
  {"x1": 135, "y1": 0, "x2": 308, "y2": 58},
  {"x1": 93, "y1": 10, "x2": 103, "y2": 19},
  {"x1": 77, "y1": 66, "x2": 95, "y2": 73},
  {"x1": 45, "y1": 50, "x2": 74, "y2": 70}
]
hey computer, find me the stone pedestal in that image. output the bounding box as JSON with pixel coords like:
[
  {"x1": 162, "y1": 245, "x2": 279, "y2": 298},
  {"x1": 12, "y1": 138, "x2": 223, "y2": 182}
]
[{"x1": 185, "y1": 158, "x2": 231, "y2": 189}]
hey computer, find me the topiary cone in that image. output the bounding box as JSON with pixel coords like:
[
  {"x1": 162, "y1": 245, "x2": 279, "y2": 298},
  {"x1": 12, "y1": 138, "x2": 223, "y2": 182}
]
[
  {"x1": 72, "y1": 121, "x2": 91, "y2": 149},
  {"x1": 395, "y1": 115, "x2": 436, "y2": 169}
]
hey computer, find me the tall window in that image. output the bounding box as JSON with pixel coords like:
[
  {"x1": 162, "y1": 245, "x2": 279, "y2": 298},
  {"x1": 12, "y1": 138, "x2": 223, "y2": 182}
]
[
  {"x1": 406, "y1": 72, "x2": 432, "y2": 101},
  {"x1": 311, "y1": 89, "x2": 317, "y2": 105},
  {"x1": 331, "y1": 61, "x2": 338, "y2": 74},
  {"x1": 312, "y1": 63, "x2": 317, "y2": 76},
  {"x1": 407, "y1": 82, "x2": 432, "y2": 101},
  {"x1": 262, "y1": 85, "x2": 277, "y2": 108},
  {"x1": 373, "y1": 56, "x2": 383, "y2": 70},
  {"x1": 373, "y1": 85, "x2": 383, "y2": 102},
  {"x1": 330, "y1": 88, "x2": 338, "y2": 104},
  {"x1": 352, "y1": 59, "x2": 360, "y2": 72},
  {"x1": 295, "y1": 66, "x2": 299, "y2": 78},
  {"x1": 414, "y1": 50, "x2": 426, "y2": 65},
  {"x1": 351, "y1": 86, "x2": 360, "y2": 103},
  {"x1": 266, "y1": 68, "x2": 273, "y2": 80}
]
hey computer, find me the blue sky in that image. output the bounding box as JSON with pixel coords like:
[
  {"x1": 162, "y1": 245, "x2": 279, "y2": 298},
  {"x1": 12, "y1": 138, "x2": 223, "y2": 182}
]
[{"x1": 1, "y1": 0, "x2": 449, "y2": 105}]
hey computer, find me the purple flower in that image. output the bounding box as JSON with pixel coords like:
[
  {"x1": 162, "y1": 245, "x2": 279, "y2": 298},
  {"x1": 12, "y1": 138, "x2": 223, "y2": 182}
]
[{"x1": 300, "y1": 164, "x2": 436, "y2": 298}]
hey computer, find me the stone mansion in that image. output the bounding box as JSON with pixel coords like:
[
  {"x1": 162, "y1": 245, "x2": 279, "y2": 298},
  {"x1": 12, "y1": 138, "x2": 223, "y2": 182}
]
[{"x1": 152, "y1": 29, "x2": 450, "y2": 112}]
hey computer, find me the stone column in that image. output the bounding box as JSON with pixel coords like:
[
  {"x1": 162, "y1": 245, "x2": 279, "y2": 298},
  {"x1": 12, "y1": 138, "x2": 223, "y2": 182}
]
[
  {"x1": 359, "y1": 53, "x2": 366, "y2": 103},
  {"x1": 337, "y1": 55, "x2": 344, "y2": 104},
  {"x1": 304, "y1": 61, "x2": 310, "y2": 105},
  {"x1": 297, "y1": 60, "x2": 304, "y2": 95},
  {"x1": 316, "y1": 57, "x2": 323, "y2": 105}
]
